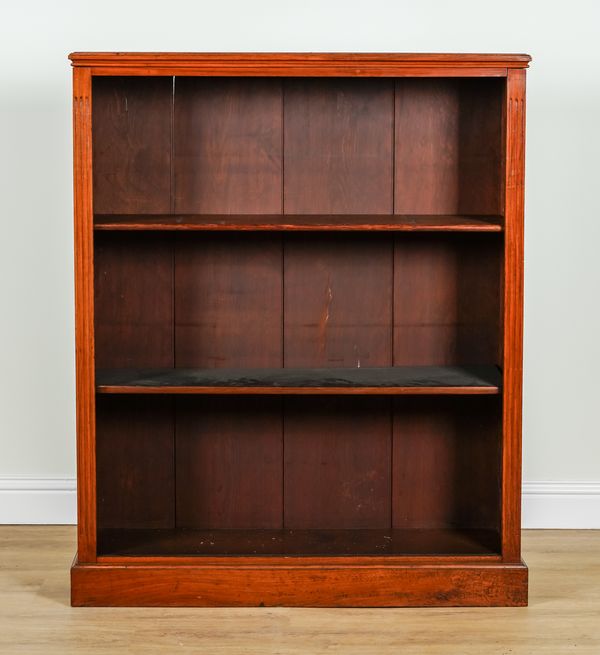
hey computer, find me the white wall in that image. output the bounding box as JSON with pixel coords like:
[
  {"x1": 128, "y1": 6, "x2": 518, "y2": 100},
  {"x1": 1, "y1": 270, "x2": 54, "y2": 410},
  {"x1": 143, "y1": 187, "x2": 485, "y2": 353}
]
[{"x1": 1, "y1": 0, "x2": 599, "y2": 525}]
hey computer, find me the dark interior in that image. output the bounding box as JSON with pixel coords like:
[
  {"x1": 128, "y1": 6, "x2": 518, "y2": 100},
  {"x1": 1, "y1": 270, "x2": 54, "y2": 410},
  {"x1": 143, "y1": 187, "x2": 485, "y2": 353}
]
[{"x1": 91, "y1": 76, "x2": 504, "y2": 557}]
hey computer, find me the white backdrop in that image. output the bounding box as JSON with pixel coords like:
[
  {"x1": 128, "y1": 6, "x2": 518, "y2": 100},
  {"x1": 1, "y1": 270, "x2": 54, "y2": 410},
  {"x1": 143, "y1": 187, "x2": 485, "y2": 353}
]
[{"x1": 1, "y1": 0, "x2": 599, "y2": 526}]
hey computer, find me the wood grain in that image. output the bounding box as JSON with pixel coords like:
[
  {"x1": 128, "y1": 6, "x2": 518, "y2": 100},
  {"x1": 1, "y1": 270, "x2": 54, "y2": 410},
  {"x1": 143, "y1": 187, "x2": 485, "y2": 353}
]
[
  {"x1": 73, "y1": 53, "x2": 529, "y2": 606},
  {"x1": 455, "y1": 79, "x2": 504, "y2": 215},
  {"x1": 284, "y1": 235, "x2": 392, "y2": 367},
  {"x1": 283, "y1": 79, "x2": 393, "y2": 214},
  {"x1": 392, "y1": 397, "x2": 501, "y2": 530},
  {"x1": 69, "y1": 52, "x2": 532, "y2": 78},
  {"x1": 394, "y1": 79, "x2": 503, "y2": 215},
  {"x1": 393, "y1": 234, "x2": 501, "y2": 366},
  {"x1": 501, "y1": 69, "x2": 526, "y2": 562},
  {"x1": 92, "y1": 77, "x2": 172, "y2": 214},
  {"x1": 72, "y1": 560, "x2": 527, "y2": 607},
  {"x1": 174, "y1": 234, "x2": 282, "y2": 368},
  {"x1": 73, "y1": 66, "x2": 96, "y2": 563},
  {"x1": 284, "y1": 397, "x2": 391, "y2": 529},
  {"x1": 96, "y1": 397, "x2": 174, "y2": 530},
  {"x1": 12, "y1": 527, "x2": 600, "y2": 652},
  {"x1": 93, "y1": 214, "x2": 504, "y2": 232},
  {"x1": 175, "y1": 397, "x2": 283, "y2": 529},
  {"x1": 94, "y1": 233, "x2": 173, "y2": 368},
  {"x1": 174, "y1": 78, "x2": 282, "y2": 213},
  {"x1": 96, "y1": 527, "x2": 500, "y2": 557}
]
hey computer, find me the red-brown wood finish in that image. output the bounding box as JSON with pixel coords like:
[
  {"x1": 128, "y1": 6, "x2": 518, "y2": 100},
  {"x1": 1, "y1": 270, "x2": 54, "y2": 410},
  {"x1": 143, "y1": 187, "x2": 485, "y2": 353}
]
[
  {"x1": 394, "y1": 79, "x2": 503, "y2": 215},
  {"x1": 174, "y1": 78, "x2": 282, "y2": 214},
  {"x1": 93, "y1": 214, "x2": 504, "y2": 232},
  {"x1": 71, "y1": 52, "x2": 529, "y2": 607},
  {"x1": 69, "y1": 52, "x2": 531, "y2": 78},
  {"x1": 96, "y1": 527, "x2": 500, "y2": 558},
  {"x1": 501, "y1": 69, "x2": 526, "y2": 562},
  {"x1": 284, "y1": 397, "x2": 392, "y2": 529},
  {"x1": 175, "y1": 397, "x2": 283, "y2": 529},
  {"x1": 94, "y1": 233, "x2": 174, "y2": 368},
  {"x1": 92, "y1": 77, "x2": 172, "y2": 214},
  {"x1": 283, "y1": 235, "x2": 392, "y2": 367},
  {"x1": 174, "y1": 234, "x2": 282, "y2": 368},
  {"x1": 393, "y1": 234, "x2": 501, "y2": 365},
  {"x1": 392, "y1": 397, "x2": 501, "y2": 530},
  {"x1": 73, "y1": 66, "x2": 96, "y2": 563},
  {"x1": 71, "y1": 561, "x2": 527, "y2": 607},
  {"x1": 96, "y1": 396, "x2": 174, "y2": 529},
  {"x1": 283, "y1": 79, "x2": 393, "y2": 214}
]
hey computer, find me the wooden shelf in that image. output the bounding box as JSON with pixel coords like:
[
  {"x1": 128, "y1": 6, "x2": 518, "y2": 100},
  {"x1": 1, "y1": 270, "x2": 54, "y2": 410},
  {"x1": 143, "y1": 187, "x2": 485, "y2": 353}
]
[
  {"x1": 94, "y1": 214, "x2": 503, "y2": 232},
  {"x1": 97, "y1": 528, "x2": 501, "y2": 558},
  {"x1": 96, "y1": 366, "x2": 501, "y2": 395}
]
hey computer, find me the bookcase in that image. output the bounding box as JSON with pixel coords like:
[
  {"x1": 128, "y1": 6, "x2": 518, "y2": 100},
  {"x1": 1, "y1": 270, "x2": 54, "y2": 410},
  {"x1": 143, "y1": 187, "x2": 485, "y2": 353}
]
[{"x1": 69, "y1": 52, "x2": 530, "y2": 607}]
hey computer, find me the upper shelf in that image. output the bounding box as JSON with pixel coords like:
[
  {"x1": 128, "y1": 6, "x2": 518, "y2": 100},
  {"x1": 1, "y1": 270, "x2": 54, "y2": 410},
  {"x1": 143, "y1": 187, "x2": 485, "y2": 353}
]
[
  {"x1": 94, "y1": 214, "x2": 503, "y2": 233},
  {"x1": 96, "y1": 366, "x2": 502, "y2": 395}
]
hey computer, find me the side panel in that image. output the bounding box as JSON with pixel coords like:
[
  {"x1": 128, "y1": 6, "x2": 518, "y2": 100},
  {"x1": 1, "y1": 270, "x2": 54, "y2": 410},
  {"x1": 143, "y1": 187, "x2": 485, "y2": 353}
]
[
  {"x1": 501, "y1": 69, "x2": 526, "y2": 561},
  {"x1": 73, "y1": 67, "x2": 96, "y2": 562}
]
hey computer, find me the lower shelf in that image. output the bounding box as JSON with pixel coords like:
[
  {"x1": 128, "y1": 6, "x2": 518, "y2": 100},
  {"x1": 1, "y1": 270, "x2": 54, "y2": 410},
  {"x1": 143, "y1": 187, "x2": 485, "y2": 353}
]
[
  {"x1": 97, "y1": 528, "x2": 500, "y2": 558},
  {"x1": 95, "y1": 365, "x2": 502, "y2": 395}
]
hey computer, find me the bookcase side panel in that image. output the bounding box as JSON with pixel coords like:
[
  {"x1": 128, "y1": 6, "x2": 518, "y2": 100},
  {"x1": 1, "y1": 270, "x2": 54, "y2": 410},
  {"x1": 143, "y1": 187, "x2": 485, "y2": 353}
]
[
  {"x1": 73, "y1": 66, "x2": 96, "y2": 562},
  {"x1": 502, "y1": 69, "x2": 526, "y2": 562}
]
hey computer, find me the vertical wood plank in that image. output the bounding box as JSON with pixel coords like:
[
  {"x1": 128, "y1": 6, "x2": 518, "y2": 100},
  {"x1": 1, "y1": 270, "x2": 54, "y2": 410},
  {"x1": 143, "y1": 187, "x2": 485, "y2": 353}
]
[
  {"x1": 174, "y1": 234, "x2": 283, "y2": 530},
  {"x1": 92, "y1": 77, "x2": 172, "y2": 214},
  {"x1": 174, "y1": 234, "x2": 282, "y2": 367},
  {"x1": 284, "y1": 235, "x2": 393, "y2": 368},
  {"x1": 96, "y1": 397, "x2": 174, "y2": 529},
  {"x1": 284, "y1": 79, "x2": 393, "y2": 214},
  {"x1": 174, "y1": 78, "x2": 282, "y2": 213},
  {"x1": 73, "y1": 67, "x2": 96, "y2": 562},
  {"x1": 284, "y1": 397, "x2": 391, "y2": 529},
  {"x1": 176, "y1": 397, "x2": 283, "y2": 529},
  {"x1": 395, "y1": 80, "x2": 460, "y2": 214},
  {"x1": 456, "y1": 79, "x2": 504, "y2": 215},
  {"x1": 502, "y1": 69, "x2": 526, "y2": 562},
  {"x1": 393, "y1": 234, "x2": 501, "y2": 365},
  {"x1": 94, "y1": 234, "x2": 174, "y2": 368},
  {"x1": 395, "y1": 79, "x2": 502, "y2": 215},
  {"x1": 393, "y1": 397, "x2": 501, "y2": 531}
]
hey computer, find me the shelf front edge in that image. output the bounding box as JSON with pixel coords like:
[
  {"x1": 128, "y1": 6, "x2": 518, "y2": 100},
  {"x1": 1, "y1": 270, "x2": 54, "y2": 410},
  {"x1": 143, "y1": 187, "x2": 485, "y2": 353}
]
[{"x1": 96, "y1": 385, "x2": 499, "y2": 395}]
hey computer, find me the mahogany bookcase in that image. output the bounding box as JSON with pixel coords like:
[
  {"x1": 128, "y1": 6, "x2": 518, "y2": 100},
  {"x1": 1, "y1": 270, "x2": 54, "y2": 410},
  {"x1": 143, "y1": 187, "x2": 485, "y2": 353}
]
[{"x1": 69, "y1": 52, "x2": 530, "y2": 607}]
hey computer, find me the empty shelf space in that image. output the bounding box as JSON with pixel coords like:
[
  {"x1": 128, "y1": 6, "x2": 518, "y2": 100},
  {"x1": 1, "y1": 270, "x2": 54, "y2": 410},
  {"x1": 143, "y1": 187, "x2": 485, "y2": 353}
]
[
  {"x1": 93, "y1": 214, "x2": 503, "y2": 232},
  {"x1": 97, "y1": 528, "x2": 501, "y2": 558},
  {"x1": 95, "y1": 366, "x2": 502, "y2": 395}
]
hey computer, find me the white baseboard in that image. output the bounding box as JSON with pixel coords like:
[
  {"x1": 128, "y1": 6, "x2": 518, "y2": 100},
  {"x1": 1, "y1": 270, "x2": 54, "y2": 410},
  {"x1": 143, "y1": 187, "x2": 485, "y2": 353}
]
[
  {"x1": 522, "y1": 481, "x2": 600, "y2": 529},
  {"x1": 0, "y1": 477, "x2": 76, "y2": 524},
  {"x1": 1, "y1": 477, "x2": 599, "y2": 528}
]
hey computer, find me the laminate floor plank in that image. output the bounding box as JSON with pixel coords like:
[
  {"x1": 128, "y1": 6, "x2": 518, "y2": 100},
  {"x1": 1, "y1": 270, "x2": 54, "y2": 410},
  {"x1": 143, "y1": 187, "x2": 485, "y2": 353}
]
[{"x1": 1, "y1": 527, "x2": 599, "y2": 654}]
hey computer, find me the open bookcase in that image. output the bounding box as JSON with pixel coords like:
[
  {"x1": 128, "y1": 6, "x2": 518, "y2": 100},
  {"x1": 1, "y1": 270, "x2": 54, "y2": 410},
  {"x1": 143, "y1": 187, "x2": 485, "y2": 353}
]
[{"x1": 70, "y1": 52, "x2": 530, "y2": 607}]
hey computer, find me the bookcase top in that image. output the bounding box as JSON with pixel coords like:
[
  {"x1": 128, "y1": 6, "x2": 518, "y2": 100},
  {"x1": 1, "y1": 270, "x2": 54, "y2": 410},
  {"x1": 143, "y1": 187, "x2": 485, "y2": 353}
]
[{"x1": 69, "y1": 52, "x2": 531, "y2": 75}]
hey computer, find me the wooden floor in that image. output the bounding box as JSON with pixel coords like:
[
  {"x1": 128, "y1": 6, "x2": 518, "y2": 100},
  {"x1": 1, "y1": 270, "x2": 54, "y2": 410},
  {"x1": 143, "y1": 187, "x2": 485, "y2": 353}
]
[{"x1": 1, "y1": 528, "x2": 599, "y2": 654}]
